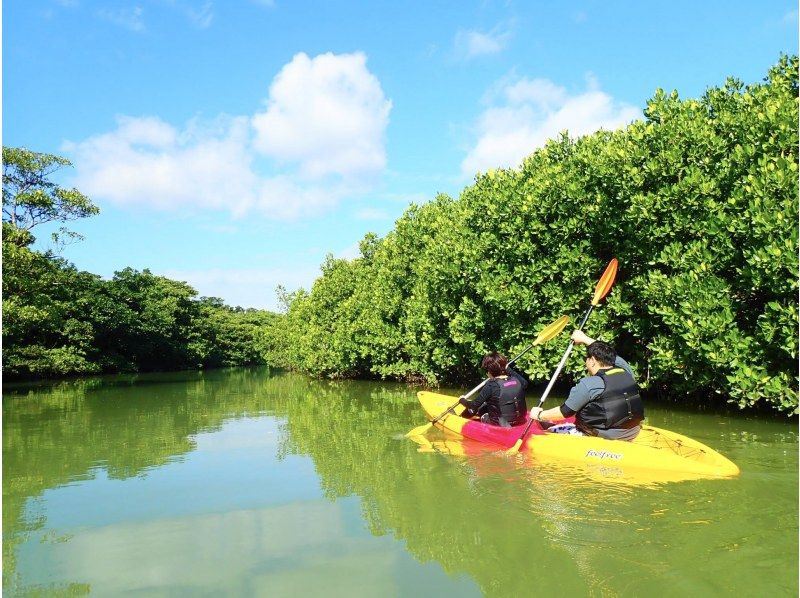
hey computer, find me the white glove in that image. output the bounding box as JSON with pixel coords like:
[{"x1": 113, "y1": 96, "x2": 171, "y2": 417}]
[{"x1": 529, "y1": 406, "x2": 543, "y2": 421}]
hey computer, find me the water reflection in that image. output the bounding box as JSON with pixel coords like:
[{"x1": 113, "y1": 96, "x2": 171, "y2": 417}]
[{"x1": 3, "y1": 369, "x2": 797, "y2": 597}]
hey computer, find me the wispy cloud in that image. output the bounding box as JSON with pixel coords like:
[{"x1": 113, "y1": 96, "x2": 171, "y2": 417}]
[
  {"x1": 572, "y1": 10, "x2": 588, "y2": 23},
  {"x1": 335, "y1": 243, "x2": 361, "y2": 261},
  {"x1": 353, "y1": 207, "x2": 389, "y2": 220},
  {"x1": 159, "y1": 0, "x2": 215, "y2": 29},
  {"x1": 160, "y1": 266, "x2": 320, "y2": 310},
  {"x1": 63, "y1": 52, "x2": 392, "y2": 220},
  {"x1": 94, "y1": 1, "x2": 213, "y2": 31},
  {"x1": 253, "y1": 175, "x2": 345, "y2": 219},
  {"x1": 422, "y1": 43, "x2": 439, "y2": 59},
  {"x1": 782, "y1": 8, "x2": 798, "y2": 25},
  {"x1": 185, "y1": 1, "x2": 213, "y2": 29},
  {"x1": 453, "y1": 24, "x2": 513, "y2": 60},
  {"x1": 98, "y1": 6, "x2": 145, "y2": 32},
  {"x1": 198, "y1": 223, "x2": 239, "y2": 234},
  {"x1": 461, "y1": 75, "x2": 641, "y2": 177}
]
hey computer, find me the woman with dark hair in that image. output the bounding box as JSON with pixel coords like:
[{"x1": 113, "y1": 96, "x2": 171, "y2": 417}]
[{"x1": 458, "y1": 352, "x2": 529, "y2": 427}]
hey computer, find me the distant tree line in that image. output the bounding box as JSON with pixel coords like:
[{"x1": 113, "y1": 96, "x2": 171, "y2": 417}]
[
  {"x1": 269, "y1": 56, "x2": 798, "y2": 414},
  {"x1": 2, "y1": 147, "x2": 279, "y2": 380}
]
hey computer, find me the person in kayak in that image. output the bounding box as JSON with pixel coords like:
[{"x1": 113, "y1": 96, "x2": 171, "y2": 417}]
[
  {"x1": 529, "y1": 330, "x2": 644, "y2": 440},
  {"x1": 458, "y1": 352, "x2": 529, "y2": 427}
]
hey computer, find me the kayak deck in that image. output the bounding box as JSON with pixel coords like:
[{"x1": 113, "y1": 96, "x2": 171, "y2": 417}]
[
  {"x1": 416, "y1": 390, "x2": 570, "y2": 447},
  {"x1": 416, "y1": 391, "x2": 739, "y2": 479}
]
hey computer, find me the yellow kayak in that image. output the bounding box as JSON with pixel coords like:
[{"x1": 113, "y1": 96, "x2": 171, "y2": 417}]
[{"x1": 416, "y1": 391, "x2": 740, "y2": 482}]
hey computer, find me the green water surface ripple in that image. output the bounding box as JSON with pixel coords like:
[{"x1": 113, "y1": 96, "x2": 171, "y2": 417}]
[{"x1": 3, "y1": 368, "x2": 797, "y2": 596}]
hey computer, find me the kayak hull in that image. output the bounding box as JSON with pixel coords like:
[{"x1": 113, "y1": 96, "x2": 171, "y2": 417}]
[
  {"x1": 416, "y1": 390, "x2": 573, "y2": 446},
  {"x1": 416, "y1": 391, "x2": 739, "y2": 480}
]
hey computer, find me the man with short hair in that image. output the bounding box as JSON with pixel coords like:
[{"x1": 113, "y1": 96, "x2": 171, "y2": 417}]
[{"x1": 529, "y1": 330, "x2": 644, "y2": 440}]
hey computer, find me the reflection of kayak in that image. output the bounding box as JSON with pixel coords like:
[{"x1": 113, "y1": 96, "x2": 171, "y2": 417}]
[
  {"x1": 417, "y1": 391, "x2": 740, "y2": 480},
  {"x1": 406, "y1": 433, "x2": 726, "y2": 486}
]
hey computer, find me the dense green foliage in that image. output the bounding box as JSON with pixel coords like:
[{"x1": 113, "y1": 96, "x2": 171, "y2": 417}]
[
  {"x1": 2, "y1": 152, "x2": 276, "y2": 380},
  {"x1": 2, "y1": 230, "x2": 278, "y2": 378},
  {"x1": 4, "y1": 58, "x2": 797, "y2": 413},
  {"x1": 274, "y1": 56, "x2": 798, "y2": 414},
  {"x1": 3, "y1": 147, "x2": 100, "y2": 250}
]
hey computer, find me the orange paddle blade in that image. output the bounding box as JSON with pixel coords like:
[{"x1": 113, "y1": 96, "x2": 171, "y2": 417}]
[{"x1": 591, "y1": 258, "x2": 618, "y2": 306}]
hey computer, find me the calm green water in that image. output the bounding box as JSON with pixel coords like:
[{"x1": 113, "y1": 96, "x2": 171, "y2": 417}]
[{"x1": 3, "y1": 368, "x2": 797, "y2": 597}]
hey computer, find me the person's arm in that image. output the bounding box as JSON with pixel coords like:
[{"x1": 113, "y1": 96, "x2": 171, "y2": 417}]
[
  {"x1": 460, "y1": 381, "x2": 493, "y2": 411},
  {"x1": 571, "y1": 329, "x2": 595, "y2": 346},
  {"x1": 574, "y1": 329, "x2": 633, "y2": 377},
  {"x1": 530, "y1": 404, "x2": 566, "y2": 422},
  {"x1": 530, "y1": 377, "x2": 599, "y2": 422}
]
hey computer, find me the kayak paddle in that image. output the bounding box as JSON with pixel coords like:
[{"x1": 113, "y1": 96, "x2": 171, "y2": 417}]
[
  {"x1": 506, "y1": 258, "x2": 618, "y2": 454},
  {"x1": 405, "y1": 315, "x2": 569, "y2": 438}
]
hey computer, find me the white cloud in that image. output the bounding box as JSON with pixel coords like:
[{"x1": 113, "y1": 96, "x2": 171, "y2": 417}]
[
  {"x1": 252, "y1": 52, "x2": 392, "y2": 178},
  {"x1": 253, "y1": 175, "x2": 344, "y2": 219},
  {"x1": 63, "y1": 52, "x2": 392, "y2": 220},
  {"x1": 161, "y1": 266, "x2": 320, "y2": 310},
  {"x1": 461, "y1": 76, "x2": 641, "y2": 177},
  {"x1": 454, "y1": 26, "x2": 513, "y2": 59},
  {"x1": 63, "y1": 115, "x2": 258, "y2": 214},
  {"x1": 503, "y1": 78, "x2": 568, "y2": 112}
]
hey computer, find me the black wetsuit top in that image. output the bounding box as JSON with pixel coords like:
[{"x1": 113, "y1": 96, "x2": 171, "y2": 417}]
[{"x1": 459, "y1": 366, "x2": 529, "y2": 427}]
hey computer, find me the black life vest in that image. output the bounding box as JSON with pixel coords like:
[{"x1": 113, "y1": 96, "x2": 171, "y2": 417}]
[
  {"x1": 481, "y1": 375, "x2": 527, "y2": 425},
  {"x1": 575, "y1": 367, "x2": 644, "y2": 435}
]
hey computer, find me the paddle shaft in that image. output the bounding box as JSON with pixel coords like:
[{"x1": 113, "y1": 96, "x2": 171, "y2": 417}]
[
  {"x1": 529, "y1": 259, "x2": 616, "y2": 410},
  {"x1": 534, "y1": 304, "x2": 595, "y2": 409},
  {"x1": 506, "y1": 342, "x2": 536, "y2": 369},
  {"x1": 408, "y1": 314, "x2": 570, "y2": 437},
  {"x1": 428, "y1": 341, "x2": 541, "y2": 428},
  {"x1": 511, "y1": 305, "x2": 596, "y2": 448}
]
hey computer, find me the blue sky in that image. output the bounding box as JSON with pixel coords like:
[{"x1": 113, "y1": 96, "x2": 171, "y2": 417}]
[{"x1": 4, "y1": 1, "x2": 797, "y2": 310}]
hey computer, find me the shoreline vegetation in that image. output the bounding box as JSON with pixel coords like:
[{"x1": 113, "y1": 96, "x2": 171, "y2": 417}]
[{"x1": 3, "y1": 56, "x2": 797, "y2": 415}]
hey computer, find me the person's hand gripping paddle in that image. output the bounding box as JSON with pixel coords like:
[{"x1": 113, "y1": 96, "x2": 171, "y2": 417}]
[
  {"x1": 405, "y1": 315, "x2": 570, "y2": 438},
  {"x1": 506, "y1": 259, "x2": 618, "y2": 454}
]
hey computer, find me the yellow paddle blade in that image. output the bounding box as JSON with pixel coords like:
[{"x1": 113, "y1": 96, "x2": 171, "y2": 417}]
[
  {"x1": 531, "y1": 315, "x2": 570, "y2": 346},
  {"x1": 505, "y1": 439, "x2": 523, "y2": 454},
  {"x1": 591, "y1": 258, "x2": 618, "y2": 306},
  {"x1": 405, "y1": 422, "x2": 433, "y2": 438}
]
